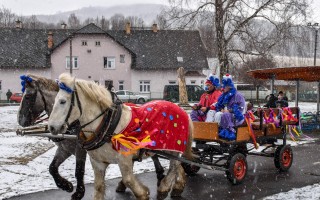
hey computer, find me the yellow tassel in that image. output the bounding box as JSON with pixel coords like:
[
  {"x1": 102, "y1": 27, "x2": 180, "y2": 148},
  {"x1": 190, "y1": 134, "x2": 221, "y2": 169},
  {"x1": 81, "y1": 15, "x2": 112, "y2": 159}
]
[{"x1": 111, "y1": 134, "x2": 153, "y2": 155}]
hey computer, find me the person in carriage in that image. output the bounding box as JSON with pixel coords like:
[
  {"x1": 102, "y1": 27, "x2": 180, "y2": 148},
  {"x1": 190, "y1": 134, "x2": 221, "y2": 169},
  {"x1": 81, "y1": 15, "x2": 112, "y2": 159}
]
[
  {"x1": 212, "y1": 74, "x2": 246, "y2": 140},
  {"x1": 190, "y1": 74, "x2": 222, "y2": 122}
]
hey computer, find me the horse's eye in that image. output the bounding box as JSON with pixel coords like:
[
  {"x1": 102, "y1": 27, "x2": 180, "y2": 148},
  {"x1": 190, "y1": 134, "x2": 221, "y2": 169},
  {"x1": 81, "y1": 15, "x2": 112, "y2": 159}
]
[{"x1": 60, "y1": 99, "x2": 66, "y2": 104}]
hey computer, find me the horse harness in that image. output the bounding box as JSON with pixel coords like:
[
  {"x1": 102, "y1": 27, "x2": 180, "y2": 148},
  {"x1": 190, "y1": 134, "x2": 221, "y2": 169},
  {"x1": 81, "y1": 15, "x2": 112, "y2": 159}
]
[{"x1": 65, "y1": 87, "x2": 123, "y2": 151}]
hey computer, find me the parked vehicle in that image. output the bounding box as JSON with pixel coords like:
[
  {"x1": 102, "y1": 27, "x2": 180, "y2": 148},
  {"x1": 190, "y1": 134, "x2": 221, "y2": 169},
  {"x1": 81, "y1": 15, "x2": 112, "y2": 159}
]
[
  {"x1": 235, "y1": 84, "x2": 270, "y2": 100},
  {"x1": 115, "y1": 90, "x2": 149, "y2": 104},
  {"x1": 163, "y1": 85, "x2": 205, "y2": 103},
  {"x1": 9, "y1": 92, "x2": 23, "y2": 103}
]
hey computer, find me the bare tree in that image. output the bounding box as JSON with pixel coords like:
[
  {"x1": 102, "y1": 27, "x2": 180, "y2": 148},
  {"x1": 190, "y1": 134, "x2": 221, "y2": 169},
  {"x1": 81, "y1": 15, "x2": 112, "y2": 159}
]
[
  {"x1": 125, "y1": 16, "x2": 144, "y2": 28},
  {"x1": 83, "y1": 17, "x2": 95, "y2": 26},
  {"x1": 164, "y1": 0, "x2": 310, "y2": 79},
  {"x1": 21, "y1": 15, "x2": 44, "y2": 29},
  {"x1": 100, "y1": 16, "x2": 110, "y2": 30},
  {"x1": 0, "y1": 7, "x2": 16, "y2": 27},
  {"x1": 155, "y1": 12, "x2": 169, "y2": 29},
  {"x1": 110, "y1": 14, "x2": 125, "y2": 30},
  {"x1": 68, "y1": 13, "x2": 81, "y2": 29},
  {"x1": 235, "y1": 55, "x2": 276, "y2": 87}
]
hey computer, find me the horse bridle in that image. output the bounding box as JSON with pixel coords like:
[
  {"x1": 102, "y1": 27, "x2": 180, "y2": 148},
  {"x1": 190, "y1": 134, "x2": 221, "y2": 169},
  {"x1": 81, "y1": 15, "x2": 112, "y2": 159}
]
[{"x1": 24, "y1": 81, "x2": 49, "y2": 125}]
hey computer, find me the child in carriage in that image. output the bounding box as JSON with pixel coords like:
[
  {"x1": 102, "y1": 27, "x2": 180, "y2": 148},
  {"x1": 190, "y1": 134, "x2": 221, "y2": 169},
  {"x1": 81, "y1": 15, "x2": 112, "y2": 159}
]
[{"x1": 209, "y1": 74, "x2": 246, "y2": 140}]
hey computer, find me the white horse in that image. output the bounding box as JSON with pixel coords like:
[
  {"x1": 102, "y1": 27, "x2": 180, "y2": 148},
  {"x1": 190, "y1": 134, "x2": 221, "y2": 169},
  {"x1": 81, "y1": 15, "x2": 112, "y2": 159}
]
[{"x1": 48, "y1": 73, "x2": 194, "y2": 200}]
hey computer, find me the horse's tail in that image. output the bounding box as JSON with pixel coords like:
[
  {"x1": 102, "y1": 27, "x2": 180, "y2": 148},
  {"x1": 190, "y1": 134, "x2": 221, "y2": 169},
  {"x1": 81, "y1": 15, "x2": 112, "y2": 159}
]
[{"x1": 183, "y1": 118, "x2": 194, "y2": 160}]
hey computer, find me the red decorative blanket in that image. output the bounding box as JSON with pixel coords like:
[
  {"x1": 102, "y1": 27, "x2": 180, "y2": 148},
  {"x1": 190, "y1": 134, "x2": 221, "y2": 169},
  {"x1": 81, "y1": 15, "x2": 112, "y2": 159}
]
[{"x1": 112, "y1": 100, "x2": 189, "y2": 155}]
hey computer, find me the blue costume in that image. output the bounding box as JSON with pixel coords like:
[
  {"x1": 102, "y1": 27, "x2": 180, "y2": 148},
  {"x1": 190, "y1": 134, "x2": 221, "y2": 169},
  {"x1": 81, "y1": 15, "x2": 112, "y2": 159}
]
[{"x1": 215, "y1": 74, "x2": 246, "y2": 140}]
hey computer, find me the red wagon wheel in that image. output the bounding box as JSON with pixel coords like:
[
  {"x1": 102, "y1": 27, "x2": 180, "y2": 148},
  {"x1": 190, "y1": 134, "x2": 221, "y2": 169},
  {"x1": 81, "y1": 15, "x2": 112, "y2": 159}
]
[
  {"x1": 226, "y1": 153, "x2": 247, "y2": 185},
  {"x1": 274, "y1": 145, "x2": 293, "y2": 171}
]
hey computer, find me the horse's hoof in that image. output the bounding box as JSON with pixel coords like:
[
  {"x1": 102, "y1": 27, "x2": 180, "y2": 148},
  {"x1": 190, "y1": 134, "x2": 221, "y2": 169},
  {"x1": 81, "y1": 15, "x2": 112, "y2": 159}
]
[
  {"x1": 115, "y1": 181, "x2": 127, "y2": 193},
  {"x1": 57, "y1": 181, "x2": 74, "y2": 193},
  {"x1": 157, "y1": 191, "x2": 168, "y2": 200},
  {"x1": 171, "y1": 188, "x2": 183, "y2": 197},
  {"x1": 71, "y1": 186, "x2": 85, "y2": 200}
]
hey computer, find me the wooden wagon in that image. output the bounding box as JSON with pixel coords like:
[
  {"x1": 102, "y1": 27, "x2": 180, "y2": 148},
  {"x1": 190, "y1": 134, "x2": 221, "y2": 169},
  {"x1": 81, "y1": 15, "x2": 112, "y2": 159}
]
[{"x1": 149, "y1": 106, "x2": 300, "y2": 185}]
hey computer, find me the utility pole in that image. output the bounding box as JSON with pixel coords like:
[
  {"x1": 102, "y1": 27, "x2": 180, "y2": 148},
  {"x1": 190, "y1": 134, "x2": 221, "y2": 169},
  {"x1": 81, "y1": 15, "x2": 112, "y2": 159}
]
[{"x1": 69, "y1": 33, "x2": 73, "y2": 75}]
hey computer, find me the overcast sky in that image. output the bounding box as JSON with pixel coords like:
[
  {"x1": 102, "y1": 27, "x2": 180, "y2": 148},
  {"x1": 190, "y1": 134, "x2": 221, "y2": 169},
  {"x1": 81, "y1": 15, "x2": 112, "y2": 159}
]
[
  {"x1": 0, "y1": 0, "x2": 319, "y2": 22},
  {"x1": 0, "y1": 0, "x2": 168, "y2": 15}
]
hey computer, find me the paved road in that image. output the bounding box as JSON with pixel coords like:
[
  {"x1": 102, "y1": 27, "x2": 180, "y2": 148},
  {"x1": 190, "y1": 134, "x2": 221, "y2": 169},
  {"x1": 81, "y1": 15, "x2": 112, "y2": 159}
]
[{"x1": 7, "y1": 140, "x2": 320, "y2": 200}]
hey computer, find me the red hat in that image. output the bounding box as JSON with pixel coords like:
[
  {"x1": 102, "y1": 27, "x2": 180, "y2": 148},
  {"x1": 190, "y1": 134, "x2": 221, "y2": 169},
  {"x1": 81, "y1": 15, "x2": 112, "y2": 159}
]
[{"x1": 205, "y1": 79, "x2": 213, "y2": 85}]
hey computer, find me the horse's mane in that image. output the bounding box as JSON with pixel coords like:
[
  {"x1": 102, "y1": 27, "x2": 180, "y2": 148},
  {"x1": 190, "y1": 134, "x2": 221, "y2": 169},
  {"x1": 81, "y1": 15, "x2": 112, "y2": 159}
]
[
  {"x1": 27, "y1": 74, "x2": 59, "y2": 91},
  {"x1": 59, "y1": 73, "x2": 113, "y2": 109}
]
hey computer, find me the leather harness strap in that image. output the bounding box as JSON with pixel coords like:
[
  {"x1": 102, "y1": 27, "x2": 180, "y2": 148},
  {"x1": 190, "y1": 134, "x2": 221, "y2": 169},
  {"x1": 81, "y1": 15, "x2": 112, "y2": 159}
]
[{"x1": 79, "y1": 104, "x2": 122, "y2": 150}]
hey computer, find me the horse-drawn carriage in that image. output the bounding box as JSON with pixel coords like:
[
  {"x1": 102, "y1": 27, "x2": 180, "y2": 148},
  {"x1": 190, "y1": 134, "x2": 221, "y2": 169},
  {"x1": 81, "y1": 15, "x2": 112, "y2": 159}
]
[
  {"x1": 148, "y1": 106, "x2": 299, "y2": 185},
  {"x1": 16, "y1": 70, "x2": 308, "y2": 200}
]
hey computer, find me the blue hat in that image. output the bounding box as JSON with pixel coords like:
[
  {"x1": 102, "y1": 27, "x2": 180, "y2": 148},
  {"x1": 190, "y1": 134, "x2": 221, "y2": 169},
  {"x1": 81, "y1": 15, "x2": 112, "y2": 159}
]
[
  {"x1": 222, "y1": 74, "x2": 234, "y2": 89},
  {"x1": 206, "y1": 74, "x2": 220, "y2": 87}
]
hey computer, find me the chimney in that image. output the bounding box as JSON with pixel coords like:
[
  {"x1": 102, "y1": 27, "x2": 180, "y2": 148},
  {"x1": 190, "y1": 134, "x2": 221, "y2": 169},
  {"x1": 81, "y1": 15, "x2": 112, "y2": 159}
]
[
  {"x1": 15, "y1": 20, "x2": 23, "y2": 29},
  {"x1": 152, "y1": 24, "x2": 158, "y2": 33},
  {"x1": 48, "y1": 31, "x2": 54, "y2": 49},
  {"x1": 61, "y1": 22, "x2": 67, "y2": 29},
  {"x1": 125, "y1": 22, "x2": 131, "y2": 35}
]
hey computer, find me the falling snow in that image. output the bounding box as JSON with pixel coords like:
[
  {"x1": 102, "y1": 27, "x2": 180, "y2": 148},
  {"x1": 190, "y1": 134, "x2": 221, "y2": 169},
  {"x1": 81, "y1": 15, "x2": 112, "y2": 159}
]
[{"x1": 0, "y1": 101, "x2": 319, "y2": 199}]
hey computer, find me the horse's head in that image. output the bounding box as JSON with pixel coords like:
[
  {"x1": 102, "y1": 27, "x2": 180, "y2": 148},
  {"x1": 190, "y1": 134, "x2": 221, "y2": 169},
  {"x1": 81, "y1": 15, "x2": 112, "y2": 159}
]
[
  {"x1": 48, "y1": 73, "x2": 78, "y2": 135},
  {"x1": 18, "y1": 74, "x2": 58, "y2": 127},
  {"x1": 48, "y1": 73, "x2": 114, "y2": 135}
]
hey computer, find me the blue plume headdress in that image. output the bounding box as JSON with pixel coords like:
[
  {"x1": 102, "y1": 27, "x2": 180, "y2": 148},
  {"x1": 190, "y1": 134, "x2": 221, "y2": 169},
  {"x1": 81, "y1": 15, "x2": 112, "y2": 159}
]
[
  {"x1": 222, "y1": 74, "x2": 234, "y2": 89},
  {"x1": 56, "y1": 79, "x2": 73, "y2": 94},
  {"x1": 20, "y1": 75, "x2": 33, "y2": 93},
  {"x1": 208, "y1": 74, "x2": 220, "y2": 87}
]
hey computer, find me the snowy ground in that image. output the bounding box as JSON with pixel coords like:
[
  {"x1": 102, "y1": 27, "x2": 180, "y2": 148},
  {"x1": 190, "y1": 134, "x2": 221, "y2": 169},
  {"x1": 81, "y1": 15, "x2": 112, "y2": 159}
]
[{"x1": 0, "y1": 102, "x2": 319, "y2": 199}]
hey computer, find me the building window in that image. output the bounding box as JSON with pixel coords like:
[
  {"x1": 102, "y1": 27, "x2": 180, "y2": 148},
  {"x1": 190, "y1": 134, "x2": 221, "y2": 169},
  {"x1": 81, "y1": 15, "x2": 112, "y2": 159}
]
[
  {"x1": 139, "y1": 80, "x2": 150, "y2": 93},
  {"x1": 104, "y1": 57, "x2": 115, "y2": 69},
  {"x1": 82, "y1": 41, "x2": 87, "y2": 46},
  {"x1": 105, "y1": 80, "x2": 113, "y2": 89},
  {"x1": 118, "y1": 80, "x2": 124, "y2": 90},
  {"x1": 95, "y1": 41, "x2": 101, "y2": 46},
  {"x1": 169, "y1": 81, "x2": 176, "y2": 84},
  {"x1": 120, "y1": 54, "x2": 125, "y2": 63},
  {"x1": 190, "y1": 80, "x2": 196, "y2": 84},
  {"x1": 66, "y1": 56, "x2": 78, "y2": 69}
]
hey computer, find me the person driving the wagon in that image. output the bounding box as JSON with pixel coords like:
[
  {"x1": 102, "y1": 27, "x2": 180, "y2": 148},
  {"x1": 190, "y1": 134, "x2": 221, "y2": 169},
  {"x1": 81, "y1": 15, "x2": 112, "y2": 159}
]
[
  {"x1": 190, "y1": 74, "x2": 222, "y2": 122},
  {"x1": 214, "y1": 74, "x2": 246, "y2": 141}
]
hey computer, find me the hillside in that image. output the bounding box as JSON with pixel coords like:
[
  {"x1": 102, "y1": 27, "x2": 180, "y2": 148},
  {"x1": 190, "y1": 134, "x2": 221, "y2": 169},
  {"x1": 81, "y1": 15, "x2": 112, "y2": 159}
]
[{"x1": 35, "y1": 4, "x2": 166, "y2": 25}]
